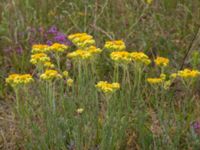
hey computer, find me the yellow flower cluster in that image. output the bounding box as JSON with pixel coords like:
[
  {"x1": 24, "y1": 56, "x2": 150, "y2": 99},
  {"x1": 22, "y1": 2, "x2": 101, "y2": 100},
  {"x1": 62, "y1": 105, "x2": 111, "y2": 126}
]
[
  {"x1": 67, "y1": 50, "x2": 92, "y2": 60},
  {"x1": 62, "y1": 71, "x2": 73, "y2": 86},
  {"x1": 154, "y1": 56, "x2": 169, "y2": 67},
  {"x1": 87, "y1": 46, "x2": 102, "y2": 54},
  {"x1": 67, "y1": 46, "x2": 102, "y2": 60},
  {"x1": 177, "y1": 69, "x2": 200, "y2": 79},
  {"x1": 68, "y1": 33, "x2": 95, "y2": 48},
  {"x1": 130, "y1": 52, "x2": 151, "y2": 65},
  {"x1": 67, "y1": 78, "x2": 73, "y2": 87},
  {"x1": 40, "y1": 69, "x2": 62, "y2": 81},
  {"x1": 31, "y1": 44, "x2": 49, "y2": 53},
  {"x1": 44, "y1": 61, "x2": 55, "y2": 69},
  {"x1": 6, "y1": 74, "x2": 33, "y2": 87},
  {"x1": 48, "y1": 43, "x2": 68, "y2": 53},
  {"x1": 76, "y1": 108, "x2": 84, "y2": 114},
  {"x1": 62, "y1": 71, "x2": 69, "y2": 78},
  {"x1": 30, "y1": 53, "x2": 50, "y2": 65},
  {"x1": 147, "y1": 74, "x2": 166, "y2": 85},
  {"x1": 110, "y1": 51, "x2": 131, "y2": 64},
  {"x1": 96, "y1": 81, "x2": 120, "y2": 93},
  {"x1": 170, "y1": 73, "x2": 177, "y2": 79},
  {"x1": 146, "y1": 0, "x2": 153, "y2": 5},
  {"x1": 104, "y1": 40, "x2": 126, "y2": 51}
]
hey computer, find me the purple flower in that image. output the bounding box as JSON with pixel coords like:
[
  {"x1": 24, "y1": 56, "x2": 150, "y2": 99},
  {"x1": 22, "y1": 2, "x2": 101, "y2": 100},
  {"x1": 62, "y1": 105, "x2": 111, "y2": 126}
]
[
  {"x1": 47, "y1": 26, "x2": 58, "y2": 34},
  {"x1": 192, "y1": 121, "x2": 200, "y2": 130},
  {"x1": 191, "y1": 121, "x2": 200, "y2": 135},
  {"x1": 16, "y1": 46, "x2": 23, "y2": 54},
  {"x1": 27, "y1": 27, "x2": 36, "y2": 33},
  {"x1": 54, "y1": 32, "x2": 66, "y2": 42},
  {"x1": 46, "y1": 40, "x2": 53, "y2": 46},
  {"x1": 38, "y1": 27, "x2": 45, "y2": 33},
  {"x1": 4, "y1": 46, "x2": 12, "y2": 53}
]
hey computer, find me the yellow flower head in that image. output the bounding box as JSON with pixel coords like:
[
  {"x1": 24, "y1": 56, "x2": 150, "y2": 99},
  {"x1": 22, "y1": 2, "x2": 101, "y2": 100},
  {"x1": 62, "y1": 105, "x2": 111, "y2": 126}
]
[
  {"x1": 30, "y1": 53, "x2": 50, "y2": 65},
  {"x1": 67, "y1": 78, "x2": 73, "y2": 86},
  {"x1": 147, "y1": 74, "x2": 166, "y2": 85},
  {"x1": 147, "y1": 78, "x2": 163, "y2": 84},
  {"x1": 48, "y1": 43, "x2": 68, "y2": 53},
  {"x1": 104, "y1": 40, "x2": 126, "y2": 51},
  {"x1": 146, "y1": 0, "x2": 153, "y2": 5},
  {"x1": 130, "y1": 52, "x2": 151, "y2": 65},
  {"x1": 95, "y1": 81, "x2": 120, "y2": 94},
  {"x1": 110, "y1": 51, "x2": 131, "y2": 64},
  {"x1": 44, "y1": 61, "x2": 55, "y2": 69},
  {"x1": 31, "y1": 44, "x2": 49, "y2": 53},
  {"x1": 87, "y1": 46, "x2": 102, "y2": 54},
  {"x1": 76, "y1": 108, "x2": 84, "y2": 114},
  {"x1": 177, "y1": 69, "x2": 200, "y2": 79},
  {"x1": 68, "y1": 33, "x2": 95, "y2": 48},
  {"x1": 40, "y1": 69, "x2": 62, "y2": 81},
  {"x1": 62, "y1": 71, "x2": 69, "y2": 78},
  {"x1": 154, "y1": 56, "x2": 169, "y2": 67},
  {"x1": 6, "y1": 74, "x2": 34, "y2": 88},
  {"x1": 170, "y1": 73, "x2": 177, "y2": 79},
  {"x1": 67, "y1": 49, "x2": 92, "y2": 60}
]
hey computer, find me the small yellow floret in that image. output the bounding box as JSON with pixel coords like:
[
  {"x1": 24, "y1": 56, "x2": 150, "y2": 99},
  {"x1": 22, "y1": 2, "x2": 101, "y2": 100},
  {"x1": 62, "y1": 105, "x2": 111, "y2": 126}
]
[
  {"x1": 48, "y1": 43, "x2": 68, "y2": 53},
  {"x1": 68, "y1": 33, "x2": 95, "y2": 48},
  {"x1": 95, "y1": 81, "x2": 120, "y2": 94},
  {"x1": 154, "y1": 56, "x2": 169, "y2": 67},
  {"x1": 76, "y1": 108, "x2": 84, "y2": 114},
  {"x1": 104, "y1": 40, "x2": 126, "y2": 51},
  {"x1": 67, "y1": 49, "x2": 92, "y2": 60},
  {"x1": 40, "y1": 69, "x2": 62, "y2": 81},
  {"x1": 67, "y1": 78, "x2": 73, "y2": 86},
  {"x1": 87, "y1": 46, "x2": 102, "y2": 54},
  {"x1": 146, "y1": 0, "x2": 153, "y2": 5},
  {"x1": 110, "y1": 51, "x2": 131, "y2": 64},
  {"x1": 147, "y1": 74, "x2": 166, "y2": 85},
  {"x1": 62, "y1": 71, "x2": 69, "y2": 78},
  {"x1": 30, "y1": 53, "x2": 50, "y2": 65},
  {"x1": 31, "y1": 44, "x2": 49, "y2": 53},
  {"x1": 44, "y1": 61, "x2": 55, "y2": 68},
  {"x1": 130, "y1": 52, "x2": 151, "y2": 65},
  {"x1": 170, "y1": 73, "x2": 177, "y2": 79}
]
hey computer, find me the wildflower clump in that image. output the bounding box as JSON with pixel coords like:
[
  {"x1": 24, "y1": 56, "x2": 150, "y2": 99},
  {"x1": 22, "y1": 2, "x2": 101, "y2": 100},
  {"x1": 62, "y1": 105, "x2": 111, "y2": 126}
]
[
  {"x1": 110, "y1": 51, "x2": 131, "y2": 64},
  {"x1": 147, "y1": 74, "x2": 166, "y2": 85},
  {"x1": 40, "y1": 69, "x2": 62, "y2": 81},
  {"x1": 31, "y1": 44, "x2": 49, "y2": 53},
  {"x1": 48, "y1": 43, "x2": 68, "y2": 53},
  {"x1": 104, "y1": 40, "x2": 126, "y2": 51},
  {"x1": 96, "y1": 81, "x2": 120, "y2": 94},
  {"x1": 130, "y1": 52, "x2": 151, "y2": 65},
  {"x1": 177, "y1": 69, "x2": 200, "y2": 79},
  {"x1": 67, "y1": 49, "x2": 92, "y2": 60},
  {"x1": 154, "y1": 56, "x2": 169, "y2": 67},
  {"x1": 6, "y1": 74, "x2": 34, "y2": 88},
  {"x1": 30, "y1": 53, "x2": 50, "y2": 65},
  {"x1": 68, "y1": 33, "x2": 95, "y2": 48}
]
